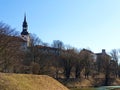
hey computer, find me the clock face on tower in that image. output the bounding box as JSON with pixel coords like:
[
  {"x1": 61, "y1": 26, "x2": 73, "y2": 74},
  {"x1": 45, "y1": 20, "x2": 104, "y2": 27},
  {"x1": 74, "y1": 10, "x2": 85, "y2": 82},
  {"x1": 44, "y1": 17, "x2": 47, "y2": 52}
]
[{"x1": 21, "y1": 35, "x2": 27, "y2": 41}]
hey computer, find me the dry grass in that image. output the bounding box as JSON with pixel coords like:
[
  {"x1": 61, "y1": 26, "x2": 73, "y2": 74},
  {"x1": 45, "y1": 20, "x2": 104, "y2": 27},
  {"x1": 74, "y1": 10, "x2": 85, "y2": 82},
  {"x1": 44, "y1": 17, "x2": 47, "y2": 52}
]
[{"x1": 0, "y1": 73, "x2": 69, "y2": 90}]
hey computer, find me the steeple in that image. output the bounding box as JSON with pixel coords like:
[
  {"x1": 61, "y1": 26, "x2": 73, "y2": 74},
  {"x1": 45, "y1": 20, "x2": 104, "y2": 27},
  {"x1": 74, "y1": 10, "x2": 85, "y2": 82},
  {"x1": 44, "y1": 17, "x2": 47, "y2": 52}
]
[
  {"x1": 21, "y1": 14, "x2": 29, "y2": 35},
  {"x1": 21, "y1": 14, "x2": 31, "y2": 47}
]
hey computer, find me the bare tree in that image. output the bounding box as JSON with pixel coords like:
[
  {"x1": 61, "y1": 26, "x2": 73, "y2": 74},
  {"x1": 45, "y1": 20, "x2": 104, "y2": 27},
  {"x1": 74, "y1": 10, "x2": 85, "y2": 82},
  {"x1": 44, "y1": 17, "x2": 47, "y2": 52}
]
[
  {"x1": 22, "y1": 34, "x2": 42, "y2": 73},
  {"x1": 0, "y1": 22, "x2": 18, "y2": 53},
  {"x1": 110, "y1": 49, "x2": 118, "y2": 62},
  {"x1": 102, "y1": 55, "x2": 111, "y2": 85},
  {"x1": 118, "y1": 64, "x2": 120, "y2": 78},
  {"x1": 79, "y1": 49, "x2": 93, "y2": 79},
  {"x1": 74, "y1": 52, "x2": 84, "y2": 78},
  {"x1": 0, "y1": 22, "x2": 23, "y2": 73},
  {"x1": 60, "y1": 48, "x2": 76, "y2": 79},
  {"x1": 52, "y1": 40, "x2": 64, "y2": 78},
  {"x1": 110, "y1": 49, "x2": 119, "y2": 78}
]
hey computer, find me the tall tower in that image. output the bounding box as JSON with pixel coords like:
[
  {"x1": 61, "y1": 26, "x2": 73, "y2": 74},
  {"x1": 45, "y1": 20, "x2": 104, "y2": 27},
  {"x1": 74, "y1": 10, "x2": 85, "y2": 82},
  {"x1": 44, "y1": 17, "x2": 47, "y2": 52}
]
[{"x1": 21, "y1": 14, "x2": 31, "y2": 47}]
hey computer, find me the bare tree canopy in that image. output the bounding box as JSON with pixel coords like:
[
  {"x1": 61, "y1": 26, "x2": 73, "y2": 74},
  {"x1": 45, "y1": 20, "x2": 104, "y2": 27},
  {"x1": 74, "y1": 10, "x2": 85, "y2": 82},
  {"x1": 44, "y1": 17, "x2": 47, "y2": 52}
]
[
  {"x1": 110, "y1": 49, "x2": 119, "y2": 62},
  {"x1": 52, "y1": 40, "x2": 64, "y2": 49}
]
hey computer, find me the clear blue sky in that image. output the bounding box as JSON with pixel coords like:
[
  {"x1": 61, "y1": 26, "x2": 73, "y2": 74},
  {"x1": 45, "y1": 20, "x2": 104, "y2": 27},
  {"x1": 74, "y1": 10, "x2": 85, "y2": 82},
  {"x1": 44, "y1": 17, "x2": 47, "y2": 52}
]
[{"x1": 0, "y1": 0, "x2": 120, "y2": 53}]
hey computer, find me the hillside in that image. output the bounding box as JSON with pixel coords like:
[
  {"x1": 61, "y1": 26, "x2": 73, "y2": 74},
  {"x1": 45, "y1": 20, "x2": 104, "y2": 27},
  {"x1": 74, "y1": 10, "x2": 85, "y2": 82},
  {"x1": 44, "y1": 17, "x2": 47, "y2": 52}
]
[{"x1": 0, "y1": 73, "x2": 69, "y2": 90}]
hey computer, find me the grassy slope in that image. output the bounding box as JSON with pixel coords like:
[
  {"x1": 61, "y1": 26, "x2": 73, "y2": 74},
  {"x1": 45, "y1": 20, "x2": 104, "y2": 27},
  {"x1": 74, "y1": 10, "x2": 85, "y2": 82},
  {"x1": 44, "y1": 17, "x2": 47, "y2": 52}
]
[{"x1": 0, "y1": 73, "x2": 69, "y2": 90}]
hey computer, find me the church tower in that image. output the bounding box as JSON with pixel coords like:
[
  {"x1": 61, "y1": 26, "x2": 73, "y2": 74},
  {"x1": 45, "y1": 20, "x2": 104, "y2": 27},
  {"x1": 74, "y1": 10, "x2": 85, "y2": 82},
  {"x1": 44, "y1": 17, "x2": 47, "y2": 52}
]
[{"x1": 21, "y1": 14, "x2": 31, "y2": 47}]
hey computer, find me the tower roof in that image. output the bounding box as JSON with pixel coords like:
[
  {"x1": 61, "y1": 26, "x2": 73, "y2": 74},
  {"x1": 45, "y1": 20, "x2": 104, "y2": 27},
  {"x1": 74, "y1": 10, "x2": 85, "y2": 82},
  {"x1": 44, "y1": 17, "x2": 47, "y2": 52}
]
[
  {"x1": 22, "y1": 14, "x2": 28, "y2": 27},
  {"x1": 21, "y1": 30, "x2": 29, "y2": 35},
  {"x1": 21, "y1": 14, "x2": 29, "y2": 35}
]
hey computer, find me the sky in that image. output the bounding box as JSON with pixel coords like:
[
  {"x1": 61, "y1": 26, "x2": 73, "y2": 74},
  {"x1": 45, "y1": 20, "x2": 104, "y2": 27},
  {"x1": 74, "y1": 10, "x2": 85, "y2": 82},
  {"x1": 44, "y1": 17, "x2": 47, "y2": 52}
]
[{"x1": 0, "y1": 0, "x2": 120, "y2": 53}]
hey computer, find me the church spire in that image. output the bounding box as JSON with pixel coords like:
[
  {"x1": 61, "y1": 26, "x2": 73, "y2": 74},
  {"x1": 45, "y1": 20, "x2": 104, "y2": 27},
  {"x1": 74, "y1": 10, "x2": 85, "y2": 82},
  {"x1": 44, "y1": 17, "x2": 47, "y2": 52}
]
[
  {"x1": 23, "y1": 13, "x2": 28, "y2": 29},
  {"x1": 21, "y1": 14, "x2": 31, "y2": 47},
  {"x1": 23, "y1": 13, "x2": 27, "y2": 24},
  {"x1": 24, "y1": 13, "x2": 26, "y2": 21},
  {"x1": 21, "y1": 14, "x2": 28, "y2": 35}
]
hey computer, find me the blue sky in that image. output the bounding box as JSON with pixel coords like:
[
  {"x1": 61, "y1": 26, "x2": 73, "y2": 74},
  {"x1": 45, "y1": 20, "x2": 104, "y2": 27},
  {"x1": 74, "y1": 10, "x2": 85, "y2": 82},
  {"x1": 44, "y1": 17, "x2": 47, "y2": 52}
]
[{"x1": 0, "y1": 0, "x2": 120, "y2": 53}]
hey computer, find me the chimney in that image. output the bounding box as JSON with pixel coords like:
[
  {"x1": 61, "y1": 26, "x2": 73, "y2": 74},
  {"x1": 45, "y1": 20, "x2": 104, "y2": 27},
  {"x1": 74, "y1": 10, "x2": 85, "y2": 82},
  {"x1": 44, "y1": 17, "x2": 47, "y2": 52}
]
[{"x1": 102, "y1": 49, "x2": 106, "y2": 54}]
